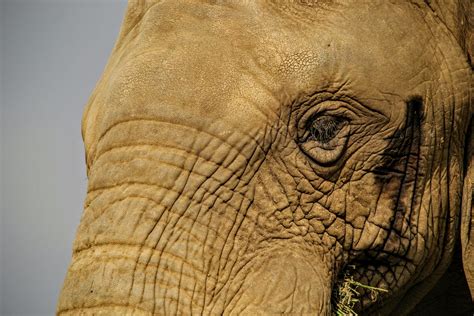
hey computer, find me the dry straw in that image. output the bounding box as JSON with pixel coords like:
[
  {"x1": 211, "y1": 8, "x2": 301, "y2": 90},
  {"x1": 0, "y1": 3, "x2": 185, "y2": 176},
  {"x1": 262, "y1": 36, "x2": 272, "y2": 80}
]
[{"x1": 332, "y1": 268, "x2": 388, "y2": 316}]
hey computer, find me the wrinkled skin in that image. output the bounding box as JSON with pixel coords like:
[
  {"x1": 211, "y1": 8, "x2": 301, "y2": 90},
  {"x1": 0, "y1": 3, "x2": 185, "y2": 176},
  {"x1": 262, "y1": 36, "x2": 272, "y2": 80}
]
[{"x1": 58, "y1": 0, "x2": 473, "y2": 315}]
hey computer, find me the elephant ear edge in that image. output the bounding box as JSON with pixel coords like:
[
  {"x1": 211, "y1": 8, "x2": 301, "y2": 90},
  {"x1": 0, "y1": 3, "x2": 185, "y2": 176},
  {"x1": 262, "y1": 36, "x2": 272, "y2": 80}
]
[
  {"x1": 461, "y1": 117, "x2": 474, "y2": 300},
  {"x1": 422, "y1": 0, "x2": 473, "y2": 67}
]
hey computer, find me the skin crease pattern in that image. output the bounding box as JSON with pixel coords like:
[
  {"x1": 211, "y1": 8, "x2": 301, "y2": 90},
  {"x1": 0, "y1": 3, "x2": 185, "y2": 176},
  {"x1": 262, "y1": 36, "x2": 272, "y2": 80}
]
[{"x1": 58, "y1": 0, "x2": 473, "y2": 315}]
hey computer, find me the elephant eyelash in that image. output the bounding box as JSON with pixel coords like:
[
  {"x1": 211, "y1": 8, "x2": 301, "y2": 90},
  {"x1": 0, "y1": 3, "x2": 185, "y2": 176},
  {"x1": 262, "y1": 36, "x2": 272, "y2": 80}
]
[{"x1": 307, "y1": 115, "x2": 348, "y2": 144}]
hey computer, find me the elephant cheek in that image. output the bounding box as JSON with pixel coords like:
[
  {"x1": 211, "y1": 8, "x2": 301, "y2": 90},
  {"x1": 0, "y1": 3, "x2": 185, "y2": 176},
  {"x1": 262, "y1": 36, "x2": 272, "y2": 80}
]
[{"x1": 222, "y1": 249, "x2": 332, "y2": 315}]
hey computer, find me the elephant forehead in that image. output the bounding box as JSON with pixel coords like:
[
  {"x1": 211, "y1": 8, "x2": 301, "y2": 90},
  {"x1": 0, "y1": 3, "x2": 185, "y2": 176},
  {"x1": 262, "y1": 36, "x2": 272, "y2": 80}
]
[{"x1": 92, "y1": 0, "x2": 470, "y2": 142}]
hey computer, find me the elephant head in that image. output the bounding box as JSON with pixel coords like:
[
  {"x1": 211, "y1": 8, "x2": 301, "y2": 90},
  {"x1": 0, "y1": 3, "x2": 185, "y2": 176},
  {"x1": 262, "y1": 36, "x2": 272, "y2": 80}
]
[{"x1": 58, "y1": 0, "x2": 473, "y2": 314}]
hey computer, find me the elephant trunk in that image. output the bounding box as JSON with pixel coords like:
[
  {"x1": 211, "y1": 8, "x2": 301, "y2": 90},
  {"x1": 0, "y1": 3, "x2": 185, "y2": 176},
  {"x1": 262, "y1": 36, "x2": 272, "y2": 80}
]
[{"x1": 57, "y1": 119, "x2": 333, "y2": 314}]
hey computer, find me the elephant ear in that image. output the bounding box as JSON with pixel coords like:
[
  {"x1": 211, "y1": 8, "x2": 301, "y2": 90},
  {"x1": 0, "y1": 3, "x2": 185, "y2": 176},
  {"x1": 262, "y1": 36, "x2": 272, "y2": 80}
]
[
  {"x1": 433, "y1": 0, "x2": 474, "y2": 300},
  {"x1": 425, "y1": 0, "x2": 473, "y2": 297},
  {"x1": 461, "y1": 118, "x2": 474, "y2": 299},
  {"x1": 422, "y1": 0, "x2": 473, "y2": 64}
]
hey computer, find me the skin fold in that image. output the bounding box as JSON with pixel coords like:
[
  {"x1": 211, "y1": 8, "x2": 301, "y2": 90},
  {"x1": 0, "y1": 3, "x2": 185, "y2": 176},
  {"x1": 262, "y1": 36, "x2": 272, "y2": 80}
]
[{"x1": 58, "y1": 0, "x2": 473, "y2": 315}]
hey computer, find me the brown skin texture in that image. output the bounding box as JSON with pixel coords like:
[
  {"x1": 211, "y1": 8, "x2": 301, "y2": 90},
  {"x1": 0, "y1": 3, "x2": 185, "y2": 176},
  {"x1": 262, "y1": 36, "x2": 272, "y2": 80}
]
[{"x1": 58, "y1": 0, "x2": 473, "y2": 315}]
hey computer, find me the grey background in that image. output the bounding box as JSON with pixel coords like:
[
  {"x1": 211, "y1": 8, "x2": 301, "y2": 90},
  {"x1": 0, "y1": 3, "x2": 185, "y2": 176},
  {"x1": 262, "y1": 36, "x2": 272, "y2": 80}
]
[{"x1": 1, "y1": 1, "x2": 128, "y2": 315}]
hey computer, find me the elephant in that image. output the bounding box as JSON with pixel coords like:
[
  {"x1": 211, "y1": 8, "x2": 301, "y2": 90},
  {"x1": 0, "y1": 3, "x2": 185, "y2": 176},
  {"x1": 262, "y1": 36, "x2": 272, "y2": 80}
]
[{"x1": 57, "y1": 0, "x2": 473, "y2": 315}]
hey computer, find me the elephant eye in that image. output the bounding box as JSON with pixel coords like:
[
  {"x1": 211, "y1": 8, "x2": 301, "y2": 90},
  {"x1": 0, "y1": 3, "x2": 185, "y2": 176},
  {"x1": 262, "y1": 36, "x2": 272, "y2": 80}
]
[{"x1": 299, "y1": 114, "x2": 350, "y2": 165}]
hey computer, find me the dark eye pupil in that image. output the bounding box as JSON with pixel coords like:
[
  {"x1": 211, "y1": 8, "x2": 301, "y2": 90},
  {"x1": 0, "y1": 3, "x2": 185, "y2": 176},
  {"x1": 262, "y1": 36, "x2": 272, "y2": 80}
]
[{"x1": 309, "y1": 116, "x2": 346, "y2": 143}]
